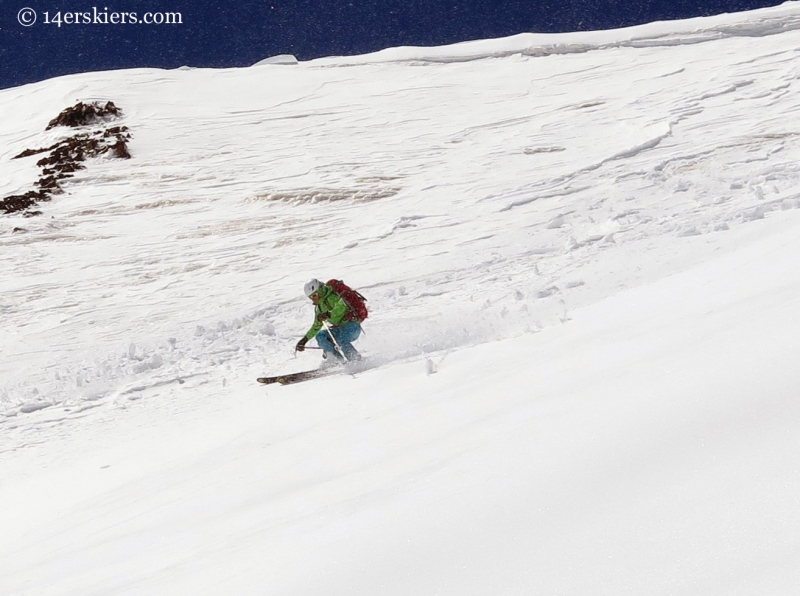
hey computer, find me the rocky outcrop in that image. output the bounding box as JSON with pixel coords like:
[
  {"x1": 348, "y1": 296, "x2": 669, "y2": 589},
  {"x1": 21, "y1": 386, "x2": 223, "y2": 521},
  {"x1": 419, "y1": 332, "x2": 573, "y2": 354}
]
[{"x1": 1, "y1": 101, "x2": 131, "y2": 216}]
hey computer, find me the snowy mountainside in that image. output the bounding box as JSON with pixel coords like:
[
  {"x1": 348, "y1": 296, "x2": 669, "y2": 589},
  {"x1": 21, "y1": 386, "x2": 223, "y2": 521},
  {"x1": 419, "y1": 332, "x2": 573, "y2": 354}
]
[
  {"x1": 2, "y1": 3, "x2": 800, "y2": 419},
  {"x1": 2, "y1": 3, "x2": 800, "y2": 595}
]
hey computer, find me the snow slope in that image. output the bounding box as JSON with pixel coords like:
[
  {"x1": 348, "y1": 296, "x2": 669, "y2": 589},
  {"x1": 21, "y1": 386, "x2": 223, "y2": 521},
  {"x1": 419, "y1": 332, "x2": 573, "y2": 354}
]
[{"x1": 2, "y1": 3, "x2": 800, "y2": 594}]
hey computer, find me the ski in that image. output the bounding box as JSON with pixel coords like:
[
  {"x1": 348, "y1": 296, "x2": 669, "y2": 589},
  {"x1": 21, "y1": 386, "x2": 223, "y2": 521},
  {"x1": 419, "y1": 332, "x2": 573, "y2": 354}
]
[
  {"x1": 257, "y1": 358, "x2": 373, "y2": 386},
  {"x1": 257, "y1": 368, "x2": 334, "y2": 385}
]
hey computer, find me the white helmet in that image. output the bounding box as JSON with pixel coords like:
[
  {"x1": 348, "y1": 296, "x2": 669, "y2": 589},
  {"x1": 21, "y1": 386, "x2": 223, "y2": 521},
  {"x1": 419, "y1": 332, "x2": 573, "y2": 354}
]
[{"x1": 304, "y1": 278, "x2": 322, "y2": 297}]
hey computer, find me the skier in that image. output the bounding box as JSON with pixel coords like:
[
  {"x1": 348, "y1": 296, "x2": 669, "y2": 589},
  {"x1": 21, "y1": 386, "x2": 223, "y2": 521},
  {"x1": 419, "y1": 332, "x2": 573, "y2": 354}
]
[{"x1": 295, "y1": 278, "x2": 366, "y2": 365}]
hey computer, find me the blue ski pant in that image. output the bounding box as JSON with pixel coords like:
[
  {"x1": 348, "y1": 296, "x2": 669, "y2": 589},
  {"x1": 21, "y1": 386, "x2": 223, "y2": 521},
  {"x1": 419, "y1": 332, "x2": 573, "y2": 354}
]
[{"x1": 315, "y1": 321, "x2": 361, "y2": 361}]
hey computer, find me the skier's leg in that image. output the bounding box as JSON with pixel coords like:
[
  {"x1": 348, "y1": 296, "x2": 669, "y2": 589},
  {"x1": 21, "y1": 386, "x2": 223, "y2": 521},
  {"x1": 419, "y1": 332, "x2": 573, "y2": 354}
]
[
  {"x1": 332, "y1": 322, "x2": 362, "y2": 361},
  {"x1": 315, "y1": 329, "x2": 344, "y2": 361},
  {"x1": 341, "y1": 344, "x2": 361, "y2": 361}
]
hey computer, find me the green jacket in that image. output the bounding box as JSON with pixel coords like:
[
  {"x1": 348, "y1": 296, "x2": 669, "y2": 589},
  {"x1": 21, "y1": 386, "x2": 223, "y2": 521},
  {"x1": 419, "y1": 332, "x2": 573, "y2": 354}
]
[{"x1": 304, "y1": 283, "x2": 351, "y2": 340}]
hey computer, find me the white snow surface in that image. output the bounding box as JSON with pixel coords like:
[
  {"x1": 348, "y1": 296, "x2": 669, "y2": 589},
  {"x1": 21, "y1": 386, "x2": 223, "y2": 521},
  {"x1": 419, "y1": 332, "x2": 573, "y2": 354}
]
[{"x1": 2, "y1": 3, "x2": 800, "y2": 594}]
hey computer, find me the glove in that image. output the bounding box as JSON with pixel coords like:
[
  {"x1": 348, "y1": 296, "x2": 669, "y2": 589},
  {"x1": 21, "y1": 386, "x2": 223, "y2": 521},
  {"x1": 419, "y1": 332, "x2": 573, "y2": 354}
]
[
  {"x1": 295, "y1": 337, "x2": 309, "y2": 352},
  {"x1": 316, "y1": 312, "x2": 330, "y2": 323}
]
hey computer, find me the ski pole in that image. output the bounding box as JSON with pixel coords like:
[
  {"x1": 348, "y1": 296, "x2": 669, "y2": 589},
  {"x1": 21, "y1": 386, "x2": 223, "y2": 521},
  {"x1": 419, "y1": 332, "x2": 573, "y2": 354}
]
[
  {"x1": 294, "y1": 345, "x2": 323, "y2": 357},
  {"x1": 322, "y1": 320, "x2": 349, "y2": 362}
]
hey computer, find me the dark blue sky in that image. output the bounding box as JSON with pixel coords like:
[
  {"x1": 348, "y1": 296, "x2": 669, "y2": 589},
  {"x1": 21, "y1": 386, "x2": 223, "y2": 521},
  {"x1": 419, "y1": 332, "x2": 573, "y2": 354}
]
[{"x1": 0, "y1": 0, "x2": 784, "y2": 90}]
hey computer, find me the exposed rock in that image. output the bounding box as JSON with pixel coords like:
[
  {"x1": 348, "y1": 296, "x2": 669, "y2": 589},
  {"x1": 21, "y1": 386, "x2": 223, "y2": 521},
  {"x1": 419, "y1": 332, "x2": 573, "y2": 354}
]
[
  {"x1": 45, "y1": 101, "x2": 122, "y2": 130},
  {"x1": 2, "y1": 102, "x2": 131, "y2": 215}
]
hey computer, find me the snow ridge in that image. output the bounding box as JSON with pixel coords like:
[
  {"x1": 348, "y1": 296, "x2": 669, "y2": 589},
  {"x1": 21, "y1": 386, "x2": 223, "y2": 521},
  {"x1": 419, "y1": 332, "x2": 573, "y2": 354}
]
[{"x1": 310, "y1": 2, "x2": 800, "y2": 67}]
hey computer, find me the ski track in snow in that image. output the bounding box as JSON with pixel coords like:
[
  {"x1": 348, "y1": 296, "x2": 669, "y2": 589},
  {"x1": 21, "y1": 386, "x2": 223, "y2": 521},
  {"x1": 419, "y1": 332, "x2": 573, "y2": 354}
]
[{"x1": 3, "y1": 7, "x2": 800, "y2": 434}]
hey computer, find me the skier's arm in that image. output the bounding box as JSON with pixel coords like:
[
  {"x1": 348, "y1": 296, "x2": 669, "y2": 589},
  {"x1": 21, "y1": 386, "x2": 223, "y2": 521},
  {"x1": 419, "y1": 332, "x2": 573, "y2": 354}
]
[{"x1": 304, "y1": 316, "x2": 323, "y2": 340}]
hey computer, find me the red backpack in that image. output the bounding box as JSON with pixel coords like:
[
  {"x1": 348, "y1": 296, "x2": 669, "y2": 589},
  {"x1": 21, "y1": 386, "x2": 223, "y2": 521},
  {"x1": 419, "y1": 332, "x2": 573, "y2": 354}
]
[{"x1": 327, "y1": 279, "x2": 368, "y2": 322}]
